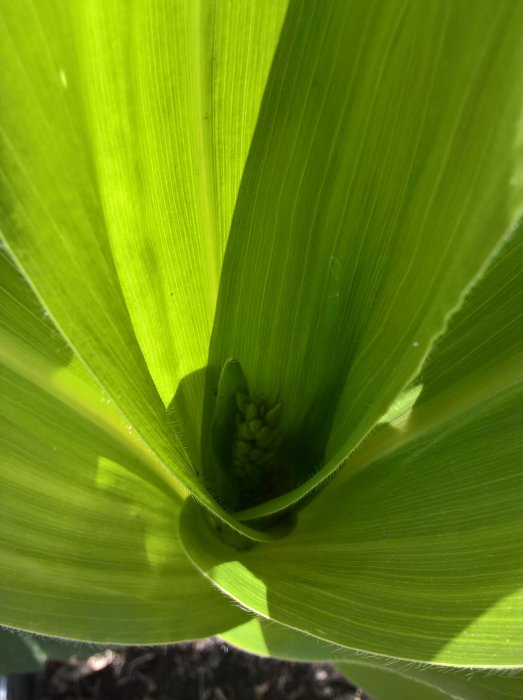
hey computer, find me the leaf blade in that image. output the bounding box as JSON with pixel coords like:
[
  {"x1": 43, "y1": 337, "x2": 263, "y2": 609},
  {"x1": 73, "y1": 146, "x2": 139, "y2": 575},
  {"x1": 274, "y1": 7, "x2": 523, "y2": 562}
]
[
  {"x1": 0, "y1": 249, "x2": 244, "y2": 641},
  {"x1": 223, "y1": 618, "x2": 523, "y2": 700},
  {"x1": 182, "y1": 383, "x2": 523, "y2": 665},
  {"x1": 0, "y1": 0, "x2": 287, "y2": 541},
  {"x1": 0, "y1": 363, "x2": 244, "y2": 642},
  {"x1": 202, "y1": 0, "x2": 523, "y2": 516}
]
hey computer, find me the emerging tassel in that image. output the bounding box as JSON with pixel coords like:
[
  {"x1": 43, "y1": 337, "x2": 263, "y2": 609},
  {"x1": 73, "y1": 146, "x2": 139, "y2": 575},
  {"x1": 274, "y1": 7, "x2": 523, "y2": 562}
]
[
  {"x1": 208, "y1": 359, "x2": 292, "y2": 510},
  {"x1": 231, "y1": 391, "x2": 285, "y2": 505}
]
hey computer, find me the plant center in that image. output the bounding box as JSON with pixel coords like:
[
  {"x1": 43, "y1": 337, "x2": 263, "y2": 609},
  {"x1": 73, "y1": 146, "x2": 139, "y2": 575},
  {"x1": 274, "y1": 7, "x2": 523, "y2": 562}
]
[
  {"x1": 205, "y1": 359, "x2": 297, "y2": 512},
  {"x1": 231, "y1": 391, "x2": 289, "y2": 508}
]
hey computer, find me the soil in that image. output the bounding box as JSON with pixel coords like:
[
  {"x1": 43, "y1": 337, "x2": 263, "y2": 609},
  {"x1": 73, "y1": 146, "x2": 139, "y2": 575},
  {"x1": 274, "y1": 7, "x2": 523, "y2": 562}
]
[{"x1": 6, "y1": 638, "x2": 371, "y2": 700}]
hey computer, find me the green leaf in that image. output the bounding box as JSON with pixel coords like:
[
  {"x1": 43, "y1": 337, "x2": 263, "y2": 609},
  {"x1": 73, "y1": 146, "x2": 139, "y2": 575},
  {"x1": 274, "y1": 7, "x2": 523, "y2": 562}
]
[
  {"x1": 0, "y1": 0, "x2": 193, "y2": 503},
  {"x1": 223, "y1": 620, "x2": 451, "y2": 699},
  {"x1": 0, "y1": 0, "x2": 288, "y2": 540},
  {"x1": 70, "y1": 0, "x2": 287, "y2": 444},
  {"x1": 181, "y1": 374, "x2": 523, "y2": 664},
  {"x1": 182, "y1": 221, "x2": 523, "y2": 668},
  {"x1": 336, "y1": 661, "x2": 523, "y2": 700},
  {"x1": 202, "y1": 0, "x2": 523, "y2": 517},
  {"x1": 223, "y1": 618, "x2": 523, "y2": 700},
  {"x1": 2, "y1": 0, "x2": 523, "y2": 665},
  {"x1": 0, "y1": 252, "x2": 244, "y2": 642},
  {"x1": 0, "y1": 360, "x2": 245, "y2": 642},
  {"x1": 336, "y1": 663, "x2": 469, "y2": 700},
  {"x1": 221, "y1": 617, "x2": 343, "y2": 663},
  {"x1": 0, "y1": 248, "x2": 181, "y2": 498},
  {"x1": 336, "y1": 222, "x2": 523, "y2": 485}
]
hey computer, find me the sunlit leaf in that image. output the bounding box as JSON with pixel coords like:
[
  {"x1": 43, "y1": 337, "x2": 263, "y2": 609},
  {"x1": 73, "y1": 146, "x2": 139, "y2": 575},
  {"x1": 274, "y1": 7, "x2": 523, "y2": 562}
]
[
  {"x1": 0, "y1": 251, "x2": 244, "y2": 642},
  {"x1": 0, "y1": 0, "x2": 286, "y2": 539},
  {"x1": 182, "y1": 378, "x2": 523, "y2": 663},
  {"x1": 203, "y1": 0, "x2": 523, "y2": 516},
  {"x1": 223, "y1": 618, "x2": 523, "y2": 700},
  {"x1": 2, "y1": 0, "x2": 523, "y2": 681}
]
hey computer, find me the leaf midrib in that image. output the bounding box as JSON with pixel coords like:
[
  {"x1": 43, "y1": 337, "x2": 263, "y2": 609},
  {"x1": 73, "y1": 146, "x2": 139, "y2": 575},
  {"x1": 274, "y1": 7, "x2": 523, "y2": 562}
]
[{"x1": 192, "y1": 0, "x2": 220, "y2": 313}]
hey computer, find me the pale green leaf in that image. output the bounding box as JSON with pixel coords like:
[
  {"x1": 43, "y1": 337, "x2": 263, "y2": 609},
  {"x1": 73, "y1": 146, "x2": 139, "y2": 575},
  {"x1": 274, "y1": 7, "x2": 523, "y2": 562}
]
[
  {"x1": 0, "y1": 0, "x2": 192, "y2": 504},
  {"x1": 182, "y1": 382, "x2": 523, "y2": 664},
  {"x1": 0, "y1": 0, "x2": 287, "y2": 541},
  {"x1": 223, "y1": 618, "x2": 523, "y2": 700},
  {"x1": 182, "y1": 176, "x2": 523, "y2": 665},
  {"x1": 337, "y1": 663, "x2": 466, "y2": 700},
  {"x1": 337, "y1": 223, "x2": 523, "y2": 484},
  {"x1": 3, "y1": 0, "x2": 523, "y2": 664},
  {"x1": 336, "y1": 661, "x2": 523, "y2": 700},
  {"x1": 0, "y1": 248, "x2": 181, "y2": 498},
  {"x1": 221, "y1": 617, "x2": 344, "y2": 663},
  {"x1": 202, "y1": 0, "x2": 523, "y2": 517},
  {"x1": 72, "y1": 0, "x2": 287, "y2": 443},
  {"x1": 0, "y1": 253, "x2": 244, "y2": 642},
  {"x1": 0, "y1": 360, "x2": 245, "y2": 642}
]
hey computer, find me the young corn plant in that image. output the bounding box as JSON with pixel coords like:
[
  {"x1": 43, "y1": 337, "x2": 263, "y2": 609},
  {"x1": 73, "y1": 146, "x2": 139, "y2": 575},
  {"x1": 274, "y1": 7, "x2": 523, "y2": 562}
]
[{"x1": 1, "y1": 1, "x2": 523, "y2": 697}]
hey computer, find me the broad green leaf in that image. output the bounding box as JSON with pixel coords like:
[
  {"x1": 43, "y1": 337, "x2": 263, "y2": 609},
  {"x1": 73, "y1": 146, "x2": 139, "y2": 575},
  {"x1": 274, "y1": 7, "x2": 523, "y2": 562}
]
[
  {"x1": 336, "y1": 223, "x2": 523, "y2": 484},
  {"x1": 2, "y1": 0, "x2": 523, "y2": 665},
  {"x1": 183, "y1": 191, "x2": 523, "y2": 664},
  {"x1": 223, "y1": 620, "x2": 452, "y2": 699},
  {"x1": 182, "y1": 381, "x2": 523, "y2": 665},
  {"x1": 415, "y1": 231, "x2": 523, "y2": 410},
  {"x1": 0, "y1": 248, "x2": 181, "y2": 498},
  {"x1": 337, "y1": 663, "x2": 465, "y2": 700},
  {"x1": 0, "y1": 1, "x2": 193, "y2": 504},
  {"x1": 0, "y1": 361, "x2": 245, "y2": 642},
  {"x1": 71, "y1": 0, "x2": 287, "y2": 440},
  {"x1": 223, "y1": 618, "x2": 523, "y2": 700},
  {"x1": 336, "y1": 662, "x2": 523, "y2": 700},
  {"x1": 0, "y1": 254, "x2": 244, "y2": 642},
  {"x1": 221, "y1": 617, "x2": 343, "y2": 663},
  {"x1": 0, "y1": 1, "x2": 286, "y2": 541},
  {"x1": 202, "y1": 0, "x2": 523, "y2": 517}
]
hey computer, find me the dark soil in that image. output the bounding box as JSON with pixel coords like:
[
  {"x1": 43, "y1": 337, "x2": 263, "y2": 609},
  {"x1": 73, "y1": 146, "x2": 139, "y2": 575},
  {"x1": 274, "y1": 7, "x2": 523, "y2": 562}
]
[{"x1": 7, "y1": 638, "x2": 370, "y2": 700}]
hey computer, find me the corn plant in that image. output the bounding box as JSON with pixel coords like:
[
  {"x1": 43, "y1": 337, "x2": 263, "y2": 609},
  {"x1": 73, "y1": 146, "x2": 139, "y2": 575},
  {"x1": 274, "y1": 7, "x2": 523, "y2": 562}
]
[{"x1": 1, "y1": 1, "x2": 523, "y2": 697}]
